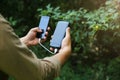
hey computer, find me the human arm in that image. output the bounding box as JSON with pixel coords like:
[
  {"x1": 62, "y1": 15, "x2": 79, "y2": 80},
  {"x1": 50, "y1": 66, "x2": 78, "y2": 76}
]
[
  {"x1": 0, "y1": 14, "x2": 71, "y2": 80},
  {"x1": 0, "y1": 19, "x2": 58, "y2": 80}
]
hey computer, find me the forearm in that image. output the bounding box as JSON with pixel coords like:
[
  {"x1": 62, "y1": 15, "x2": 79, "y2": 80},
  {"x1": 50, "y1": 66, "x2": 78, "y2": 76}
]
[{"x1": 52, "y1": 47, "x2": 71, "y2": 66}]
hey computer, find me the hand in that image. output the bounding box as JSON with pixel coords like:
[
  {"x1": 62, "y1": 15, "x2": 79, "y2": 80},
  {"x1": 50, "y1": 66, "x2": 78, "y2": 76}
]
[
  {"x1": 50, "y1": 27, "x2": 71, "y2": 53},
  {"x1": 50, "y1": 27, "x2": 71, "y2": 65},
  {"x1": 59, "y1": 27, "x2": 71, "y2": 54},
  {"x1": 20, "y1": 27, "x2": 50, "y2": 46}
]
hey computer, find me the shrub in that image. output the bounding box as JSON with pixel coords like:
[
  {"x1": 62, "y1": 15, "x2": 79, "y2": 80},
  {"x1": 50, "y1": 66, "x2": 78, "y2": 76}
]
[{"x1": 1, "y1": 0, "x2": 119, "y2": 80}]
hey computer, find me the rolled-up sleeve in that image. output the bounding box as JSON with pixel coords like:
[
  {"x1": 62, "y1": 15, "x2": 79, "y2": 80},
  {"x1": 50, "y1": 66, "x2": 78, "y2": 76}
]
[
  {"x1": 38, "y1": 57, "x2": 60, "y2": 80},
  {"x1": 0, "y1": 14, "x2": 60, "y2": 80}
]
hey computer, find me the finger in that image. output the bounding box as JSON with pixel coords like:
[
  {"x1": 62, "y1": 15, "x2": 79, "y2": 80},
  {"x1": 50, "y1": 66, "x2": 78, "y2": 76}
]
[
  {"x1": 44, "y1": 36, "x2": 47, "y2": 40},
  {"x1": 32, "y1": 27, "x2": 42, "y2": 32},
  {"x1": 49, "y1": 35, "x2": 53, "y2": 42},
  {"x1": 50, "y1": 35, "x2": 53, "y2": 39},
  {"x1": 41, "y1": 37, "x2": 47, "y2": 42},
  {"x1": 65, "y1": 27, "x2": 71, "y2": 38},
  {"x1": 37, "y1": 27, "x2": 42, "y2": 32},
  {"x1": 45, "y1": 32, "x2": 48, "y2": 37},
  {"x1": 47, "y1": 27, "x2": 50, "y2": 31},
  {"x1": 50, "y1": 47, "x2": 54, "y2": 51}
]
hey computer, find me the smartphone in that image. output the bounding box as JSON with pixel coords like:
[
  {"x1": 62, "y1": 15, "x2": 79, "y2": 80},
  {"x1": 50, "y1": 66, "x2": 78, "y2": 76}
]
[
  {"x1": 50, "y1": 21, "x2": 69, "y2": 48},
  {"x1": 38, "y1": 16, "x2": 50, "y2": 39}
]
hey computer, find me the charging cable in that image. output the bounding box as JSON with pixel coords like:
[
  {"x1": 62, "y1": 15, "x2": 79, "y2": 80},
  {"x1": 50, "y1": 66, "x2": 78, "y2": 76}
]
[{"x1": 38, "y1": 39, "x2": 58, "y2": 54}]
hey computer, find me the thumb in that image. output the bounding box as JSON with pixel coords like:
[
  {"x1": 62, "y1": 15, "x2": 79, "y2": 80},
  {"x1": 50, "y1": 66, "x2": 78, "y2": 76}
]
[{"x1": 65, "y1": 27, "x2": 70, "y2": 38}]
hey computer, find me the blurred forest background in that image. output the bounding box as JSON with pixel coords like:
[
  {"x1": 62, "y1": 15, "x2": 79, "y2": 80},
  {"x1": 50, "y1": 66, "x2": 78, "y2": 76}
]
[{"x1": 0, "y1": 0, "x2": 120, "y2": 80}]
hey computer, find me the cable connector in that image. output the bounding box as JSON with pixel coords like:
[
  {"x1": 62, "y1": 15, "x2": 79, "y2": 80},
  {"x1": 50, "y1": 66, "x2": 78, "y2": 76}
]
[{"x1": 54, "y1": 48, "x2": 58, "y2": 54}]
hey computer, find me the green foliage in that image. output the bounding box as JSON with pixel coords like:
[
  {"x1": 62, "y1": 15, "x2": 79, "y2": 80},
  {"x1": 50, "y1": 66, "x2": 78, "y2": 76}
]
[
  {"x1": 0, "y1": 0, "x2": 120, "y2": 80},
  {"x1": 37, "y1": 1, "x2": 120, "y2": 57},
  {"x1": 37, "y1": 1, "x2": 120, "y2": 80},
  {"x1": 106, "y1": 57, "x2": 120, "y2": 80},
  {"x1": 54, "y1": 58, "x2": 120, "y2": 80}
]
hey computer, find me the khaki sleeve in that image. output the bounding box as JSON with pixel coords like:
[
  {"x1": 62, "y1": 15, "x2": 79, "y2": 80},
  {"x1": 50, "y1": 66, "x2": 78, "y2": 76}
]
[
  {"x1": 38, "y1": 57, "x2": 61, "y2": 80},
  {"x1": 0, "y1": 14, "x2": 61, "y2": 80}
]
